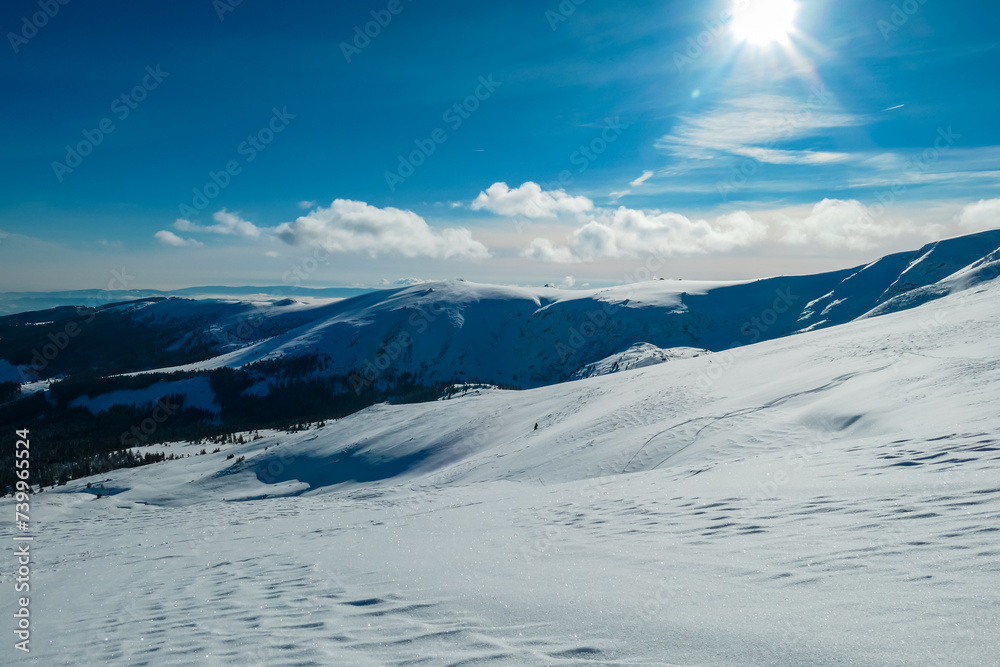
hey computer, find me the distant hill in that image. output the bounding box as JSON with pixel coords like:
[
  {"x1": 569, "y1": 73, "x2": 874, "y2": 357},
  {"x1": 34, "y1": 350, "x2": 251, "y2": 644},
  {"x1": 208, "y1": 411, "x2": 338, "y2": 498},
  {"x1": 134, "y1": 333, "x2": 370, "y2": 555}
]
[{"x1": 0, "y1": 285, "x2": 375, "y2": 316}]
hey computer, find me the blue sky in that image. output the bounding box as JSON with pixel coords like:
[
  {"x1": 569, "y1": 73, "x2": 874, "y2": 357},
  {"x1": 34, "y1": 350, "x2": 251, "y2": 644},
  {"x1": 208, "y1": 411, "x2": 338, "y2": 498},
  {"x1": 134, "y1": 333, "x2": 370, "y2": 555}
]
[{"x1": 1, "y1": 0, "x2": 998, "y2": 291}]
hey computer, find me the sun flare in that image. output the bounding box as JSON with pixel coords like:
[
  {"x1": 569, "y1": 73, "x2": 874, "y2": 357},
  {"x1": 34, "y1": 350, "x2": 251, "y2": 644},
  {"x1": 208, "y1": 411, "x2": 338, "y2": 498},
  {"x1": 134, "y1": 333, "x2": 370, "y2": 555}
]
[{"x1": 731, "y1": 0, "x2": 798, "y2": 45}]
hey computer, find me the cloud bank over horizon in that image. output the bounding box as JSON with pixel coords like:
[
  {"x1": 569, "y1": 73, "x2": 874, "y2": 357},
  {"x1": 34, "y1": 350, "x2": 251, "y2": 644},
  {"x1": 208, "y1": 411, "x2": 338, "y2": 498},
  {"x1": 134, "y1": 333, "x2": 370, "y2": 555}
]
[{"x1": 148, "y1": 184, "x2": 999, "y2": 271}]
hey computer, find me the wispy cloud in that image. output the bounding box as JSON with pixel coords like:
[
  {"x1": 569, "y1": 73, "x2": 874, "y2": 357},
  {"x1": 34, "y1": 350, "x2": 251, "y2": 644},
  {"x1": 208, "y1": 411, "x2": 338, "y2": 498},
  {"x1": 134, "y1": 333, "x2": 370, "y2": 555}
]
[
  {"x1": 174, "y1": 209, "x2": 262, "y2": 238},
  {"x1": 630, "y1": 170, "x2": 654, "y2": 187},
  {"x1": 732, "y1": 146, "x2": 851, "y2": 165},
  {"x1": 610, "y1": 170, "x2": 657, "y2": 202},
  {"x1": 657, "y1": 94, "x2": 863, "y2": 166}
]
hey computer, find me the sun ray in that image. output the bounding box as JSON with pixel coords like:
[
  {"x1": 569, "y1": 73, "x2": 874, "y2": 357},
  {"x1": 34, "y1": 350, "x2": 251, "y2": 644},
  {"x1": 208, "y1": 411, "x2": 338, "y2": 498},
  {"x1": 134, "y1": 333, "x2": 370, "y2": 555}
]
[{"x1": 731, "y1": 0, "x2": 798, "y2": 46}]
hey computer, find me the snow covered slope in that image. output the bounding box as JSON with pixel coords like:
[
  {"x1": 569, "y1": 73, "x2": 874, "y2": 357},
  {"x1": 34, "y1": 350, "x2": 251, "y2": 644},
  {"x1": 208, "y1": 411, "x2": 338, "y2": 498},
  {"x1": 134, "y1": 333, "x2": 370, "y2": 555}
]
[
  {"x1": 107, "y1": 229, "x2": 1000, "y2": 390},
  {"x1": 4, "y1": 269, "x2": 999, "y2": 665}
]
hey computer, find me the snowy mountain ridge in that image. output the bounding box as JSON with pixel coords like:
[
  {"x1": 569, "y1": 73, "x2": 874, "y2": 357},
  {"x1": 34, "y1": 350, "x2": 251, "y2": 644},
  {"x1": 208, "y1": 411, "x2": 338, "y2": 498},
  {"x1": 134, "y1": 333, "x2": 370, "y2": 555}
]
[
  {"x1": 2, "y1": 228, "x2": 999, "y2": 425},
  {"x1": 115, "y1": 228, "x2": 1000, "y2": 387}
]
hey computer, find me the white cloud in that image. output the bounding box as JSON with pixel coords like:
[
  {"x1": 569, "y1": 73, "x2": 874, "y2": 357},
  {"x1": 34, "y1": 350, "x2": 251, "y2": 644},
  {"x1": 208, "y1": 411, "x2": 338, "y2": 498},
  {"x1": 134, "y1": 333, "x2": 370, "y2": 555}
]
[
  {"x1": 780, "y1": 199, "x2": 909, "y2": 250},
  {"x1": 275, "y1": 199, "x2": 489, "y2": 260},
  {"x1": 471, "y1": 182, "x2": 594, "y2": 219},
  {"x1": 175, "y1": 209, "x2": 261, "y2": 239},
  {"x1": 630, "y1": 170, "x2": 654, "y2": 187},
  {"x1": 957, "y1": 198, "x2": 1000, "y2": 232},
  {"x1": 732, "y1": 146, "x2": 851, "y2": 165},
  {"x1": 611, "y1": 171, "x2": 656, "y2": 202},
  {"x1": 154, "y1": 230, "x2": 203, "y2": 247},
  {"x1": 298, "y1": 200, "x2": 317, "y2": 210},
  {"x1": 522, "y1": 238, "x2": 578, "y2": 263},
  {"x1": 524, "y1": 207, "x2": 768, "y2": 262},
  {"x1": 657, "y1": 94, "x2": 863, "y2": 165}
]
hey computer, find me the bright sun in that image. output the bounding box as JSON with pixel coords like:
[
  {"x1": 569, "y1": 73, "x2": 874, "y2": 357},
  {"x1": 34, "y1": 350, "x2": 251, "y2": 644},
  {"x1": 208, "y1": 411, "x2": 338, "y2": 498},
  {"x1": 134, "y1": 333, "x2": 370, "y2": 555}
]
[{"x1": 731, "y1": 0, "x2": 798, "y2": 45}]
